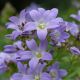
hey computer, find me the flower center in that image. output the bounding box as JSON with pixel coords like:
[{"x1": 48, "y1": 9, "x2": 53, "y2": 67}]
[
  {"x1": 36, "y1": 52, "x2": 42, "y2": 58},
  {"x1": 54, "y1": 31, "x2": 60, "y2": 37},
  {"x1": 35, "y1": 75, "x2": 40, "y2": 80},
  {"x1": 50, "y1": 71, "x2": 57, "y2": 78},
  {"x1": 38, "y1": 23, "x2": 45, "y2": 29}
]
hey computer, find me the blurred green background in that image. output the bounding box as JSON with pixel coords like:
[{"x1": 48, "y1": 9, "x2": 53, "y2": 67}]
[{"x1": 0, "y1": 0, "x2": 80, "y2": 80}]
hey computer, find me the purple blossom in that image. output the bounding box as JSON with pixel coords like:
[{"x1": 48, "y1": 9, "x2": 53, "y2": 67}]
[
  {"x1": 24, "y1": 8, "x2": 63, "y2": 40},
  {"x1": 70, "y1": 46, "x2": 80, "y2": 55},
  {"x1": 13, "y1": 50, "x2": 33, "y2": 62},
  {"x1": 11, "y1": 62, "x2": 52, "y2": 80},
  {"x1": 50, "y1": 22, "x2": 70, "y2": 43},
  {"x1": 70, "y1": 10, "x2": 80, "y2": 21},
  {"x1": 4, "y1": 41, "x2": 24, "y2": 53},
  {"x1": 48, "y1": 62, "x2": 67, "y2": 80},
  {"x1": 26, "y1": 39, "x2": 52, "y2": 69},
  {"x1": 66, "y1": 22, "x2": 79, "y2": 37},
  {"x1": 6, "y1": 9, "x2": 32, "y2": 40}
]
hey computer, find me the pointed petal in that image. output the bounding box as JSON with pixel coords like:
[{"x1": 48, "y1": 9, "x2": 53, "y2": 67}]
[
  {"x1": 24, "y1": 22, "x2": 36, "y2": 31},
  {"x1": 37, "y1": 29, "x2": 47, "y2": 41},
  {"x1": 29, "y1": 57, "x2": 39, "y2": 69},
  {"x1": 9, "y1": 16, "x2": 18, "y2": 24},
  {"x1": 26, "y1": 39, "x2": 38, "y2": 51},
  {"x1": 30, "y1": 10, "x2": 41, "y2": 21},
  {"x1": 41, "y1": 72, "x2": 52, "y2": 80},
  {"x1": 39, "y1": 39, "x2": 48, "y2": 51},
  {"x1": 6, "y1": 22, "x2": 18, "y2": 30},
  {"x1": 59, "y1": 69, "x2": 67, "y2": 77},
  {"x1": 42, "y1": 52, "x2": 52, "y2": 60},
  {"x1": 10, "y1": 73, "x2": 23, "y2": 80}
]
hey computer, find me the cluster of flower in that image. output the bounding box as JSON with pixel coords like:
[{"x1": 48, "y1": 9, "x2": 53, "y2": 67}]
[{"x1": 0, "y1": 7, "x2": 80, "y2": 80}]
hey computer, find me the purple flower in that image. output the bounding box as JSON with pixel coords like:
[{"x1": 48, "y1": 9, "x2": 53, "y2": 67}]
[
  {"x1": 50, "y1": 23, "x2": 70, "y2": 43},
  {"x1": 48, "y1": 62, "x2": 67, "y2": 80},
  {"x1": 70, "y1": 10, "x2": 80, "y2": 21},
  {"x1": 13, "y1": 50, "x2": 33, "y2": 62},
  {"x1": 11, "y1": 62, "x2": 52, "y2": 80},
  {"x1": 24, "y1": 8, "x2": 63, "y2": 40},
  {"x1": 70, "y1": 46, "x2": 80, "y2": 55},
  {"x1": 4, "y1": 41, "x2": 24, "y2": 53},
  {"x1": 10, "y1": 62, "x2": 28, "y2": 80},
  {"x1": 6, "y1": 9, "x2": 32, "y2": 40},
  {"x1": 66, "y1": 22, "x2": 79, "y2": 37},
  {"x1": 26, "y1": 39, "x2": 52, "y2": 69}
]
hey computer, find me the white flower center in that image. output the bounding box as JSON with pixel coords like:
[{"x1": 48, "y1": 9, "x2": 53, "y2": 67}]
[
  {"x1": 37, "y1": 23, "x2": 46, "y2": 30},
  {"x1": 35, "y1": 75, "x2": 40, "y2": 80},
  {"x1": 50, "y1": 71, "x2": 57, "y2": 78},
  {"x1": 35, "y1": 52, "x2": 42, "y2": 58}
]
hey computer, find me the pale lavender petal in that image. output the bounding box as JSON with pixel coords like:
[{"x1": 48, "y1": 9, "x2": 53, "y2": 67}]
[
  {"x1": 19, "y1": 9, "x2": 26, "y2": 18},
  {"x1": 6, "y1": 22, "x2": 18, "y2": 30},
  {"x1": 17, "y1": 62, "x2": 27, "y2": 73},
  {"x1": 39, "y1": 40, "x2": 48, "y2": 51},
  {"x1": 35, "y1": 63, "x2": 46, "y2": 74},
  {"x1": 42, "y1": 52, "x2": 52, "y2": 60},
  {"x1": 4, "y1": 45, "x2": 17, "y2": 53},
  {"x1": 10, "y1": 73, "x2": 23, "y2": 80},
  {"x1": 26, "y1": 39, "x2": 38, "y2": 51},
  {"x1": 70, "y1": 24, "x2": 79, "y2": 36},
  {"x1": 37, "y1": 29, "x2": 47, "y2": 40},
  {"x1": 9, "y1": 16, "x2": 18, "y2": 24},
  {"x1": 30, "y1": 10, "x2": 41, "y2": 21},
  {"x1": 43, "y1": 10, "x2": 50, "y2": 20},
  {"x1": 70, "y1": 47, "x2": 80, "y2": 55},
  {"x1": 18, "y1": 51, "x2": 33, "y2": 60},
  {"x1": 11, "y1": 31, "x2": 21, "y2": 40},
  {"x1": 70, "y1": 14, "x2": 77, "y2": 19},
  {"x1": 59, "y1": 69, "x2": 67, "y2": 77},
  {"x1": 38, "y1": 8, "x2": 45, "y2": 14},
  {"x1": 29, "y1": 57, "x2": 39, "y2": 69},
  {"x1": 22, "y1": 75, "x2": 34, "y2": 80},
  {"x1": 24, "y1": 22, "x2": 36, "y2": 31},
  {"x1": 47, "y1": 8, "x2": 58, "y2": 20},
  {"x1": 14, "y1": 41, "x2": 24, "y2": 50},
  {"x1": 41, "y1": 72, "x2": 52, "y2": 80}
]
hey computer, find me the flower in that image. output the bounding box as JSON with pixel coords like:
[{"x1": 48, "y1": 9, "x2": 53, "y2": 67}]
[
  {"x1": 26, "y1": 39, "x2": 52, "y2": 69},
  {"x1": 66, "y1": 22, "x2": 79, "y2": 37},
  {"x1": 70, "y1": 10, "x2": 80, "y2": 21},
  {"x1": 11, "y1": 62, "x2": 52, "y2": 80},
  {"x1": 6, "y1": 9, "x2": 32, "y2": 40},
  {"x1": 50, "y1": 22, "x2": 70, "y2": 43},
  {"x1": 24, "y1": 8, "x2": 63, "y2": 40},
  {"x1": 4, "y1": 41, "x2": 24, "y2": 53},
  {"x1": 70, "y1": 46, "x2": 80, "y2": 55},
  {"x1": 10, "y1": 62, "x2": 28, "y2": 80},
  {"x1": 48, "y1": 62, "x2": 67, "y2": 80}
]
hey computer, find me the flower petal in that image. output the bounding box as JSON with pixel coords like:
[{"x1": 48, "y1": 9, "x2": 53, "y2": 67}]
[
  {"x1": 26, "y1": 39, "x2": 38, "y2": 51},
  {"x1": 41, "y1": 72, "x2": 52, "y2": 80},
  {"x1": 24, "y1": 22, "x2": 36, "y2": 31},
  {"x1": 59, "y1": 69, "x2": 67, "y2": 77},
  {"x1": 10, "y1": 73, "x2": 23, "y2": 80},
  {"x1": 30, "y1": 10, "x2": 41, "y2": 21},
  {"x1": 37, "y1": 29, "x2": 47, "y2": 41},
  {"x1": 42, "y1": 52, "x2": 52, "y2": 60},
  {"x1": 29, "y1": 57, "x2": 39, "y2": 69},
  {"x1": 6, "y1": 22, "x2": 18, "y2": 30},
  {"x1": 39, "y1": 40, "x2": 48, "y2": 51},
  {"x1": 9, "y1": 16, "x2": 19, "y2": 24}
]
